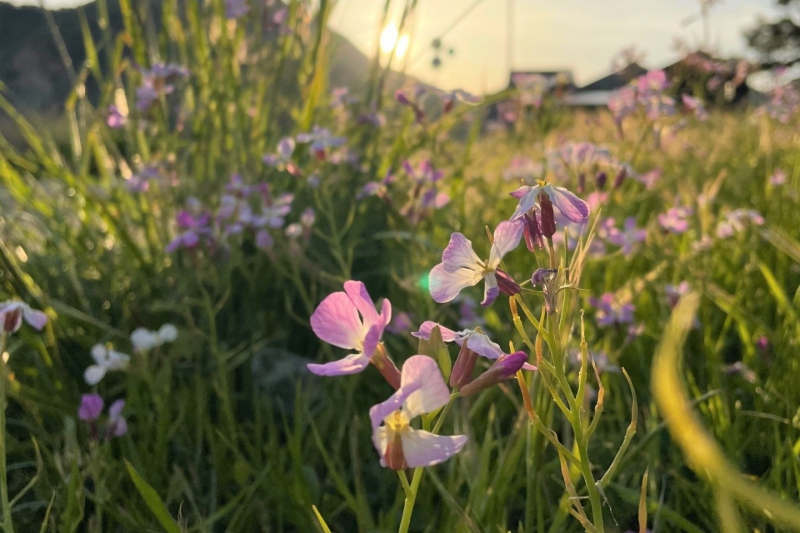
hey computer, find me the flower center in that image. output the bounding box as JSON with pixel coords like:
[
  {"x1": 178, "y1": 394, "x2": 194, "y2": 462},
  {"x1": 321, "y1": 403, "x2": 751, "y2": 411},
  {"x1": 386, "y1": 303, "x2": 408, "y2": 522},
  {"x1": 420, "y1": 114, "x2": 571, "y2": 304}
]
[{"x1": 385, "y1": 410, "x2": 410, "y2": 433}]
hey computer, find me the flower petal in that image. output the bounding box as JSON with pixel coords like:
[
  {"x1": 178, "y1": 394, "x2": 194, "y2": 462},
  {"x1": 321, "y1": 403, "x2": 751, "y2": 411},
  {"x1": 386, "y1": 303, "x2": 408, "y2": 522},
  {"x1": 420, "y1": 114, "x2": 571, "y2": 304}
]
[
  {"x1": 489, "y1": 220, "x2": 524, "y2": 266},
  {"x1": 91, "y1": 344, "x2": 108, "y2": 365},
  {"x1": 307, "y1": 352, "x2": 370, "y2": 377},
  {"x1": 509, "y1": 186, "x2": 538, "y2": 221},
  {"x1": 547, "y1": 186, "x2": 590, "y2": 223},
  {"x1": 310, "y1": 292, "x2": 364, "y2": 350},
  {"x1": 480, "y1": 273, "x2": 499, "y2": 307},
  {"x1": 158, "y1": 324, "x2": 178, "y2": 342},
  {"x1": 461, "y1": 332, "x2": 504, "y2": 360},
  {"x1": 344, "y1": 280, "x2": 381, "y2": 329},
  {"x1": 22, "y1": 308, "x2": 47, "y2": 330},
  {"x1": 362, "y1": 325, "x2": 381, "y2": 359},
  {"x1": 400, "y1": 355, "x2": 451, "y2": 420},
  {"x1": 400, "y1": 429, "x2": 468, "y2": 468},
  {"x1": 411, "y1": 321, "x2": 458, "y2": 342},
  {"x1": 369, "y1": 381, "x2": 423, "y2": 430},
  {"x1": 84, "y1": 365, "x2": 107, "y2": 385},
  {"x1": 379, "y1": 298, "x2": 392, "y2": 330},
  {"x1": 108, "y1": 399, "x2": 126, "y2": 420},
  {"x1": 441, "y1": 233, "x2": 481, "y2": 272},
  {"x1": 429, "y1": 264, "x2": 482, "y2": 304}
]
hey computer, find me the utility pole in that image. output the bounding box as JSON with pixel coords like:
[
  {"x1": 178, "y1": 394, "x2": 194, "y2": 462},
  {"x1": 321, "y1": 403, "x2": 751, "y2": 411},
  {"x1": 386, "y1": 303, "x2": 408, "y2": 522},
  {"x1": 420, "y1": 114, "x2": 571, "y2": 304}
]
[{"x1": 507, "y1": 0, "x2": 515, "y2": 76}]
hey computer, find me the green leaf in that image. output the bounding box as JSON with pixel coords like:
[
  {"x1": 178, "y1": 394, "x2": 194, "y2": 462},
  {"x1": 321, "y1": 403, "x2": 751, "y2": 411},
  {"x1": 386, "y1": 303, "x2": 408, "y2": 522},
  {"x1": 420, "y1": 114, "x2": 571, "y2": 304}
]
[{"x1": 124, "y1": 460, "x2": 181, "y2": 533}]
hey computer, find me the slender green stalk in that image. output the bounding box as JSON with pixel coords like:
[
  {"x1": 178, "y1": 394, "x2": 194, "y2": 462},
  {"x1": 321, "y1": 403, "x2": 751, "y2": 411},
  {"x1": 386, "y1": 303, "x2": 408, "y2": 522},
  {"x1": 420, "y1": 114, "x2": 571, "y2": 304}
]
[{"x1": 0, "y1": 333, "x2": 14, "y2": 533}]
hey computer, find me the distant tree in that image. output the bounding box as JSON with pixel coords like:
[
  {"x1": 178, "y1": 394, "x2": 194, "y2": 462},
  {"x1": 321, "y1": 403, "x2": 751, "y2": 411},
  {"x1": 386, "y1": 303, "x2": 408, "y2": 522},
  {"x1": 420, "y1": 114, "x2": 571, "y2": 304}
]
[{"x1": 746, "y1": 0, "x2": 800, "y2": 68}]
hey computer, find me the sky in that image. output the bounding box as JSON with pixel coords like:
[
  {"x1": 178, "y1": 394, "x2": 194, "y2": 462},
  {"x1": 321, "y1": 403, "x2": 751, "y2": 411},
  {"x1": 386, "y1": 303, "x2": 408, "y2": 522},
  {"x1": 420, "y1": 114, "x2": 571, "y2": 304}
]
[{"x1": 6, "y1": 0, "x2": 784, "y2": 93}]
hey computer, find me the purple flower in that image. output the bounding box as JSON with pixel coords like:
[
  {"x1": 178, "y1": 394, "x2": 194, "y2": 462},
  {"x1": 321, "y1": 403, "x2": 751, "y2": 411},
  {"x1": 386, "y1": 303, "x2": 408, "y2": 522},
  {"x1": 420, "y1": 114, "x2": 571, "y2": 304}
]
[
  {"x1": 307, "y1": 281, "x2": 392, "y2": 378},
  {"x1": 166, "y1": 207, "x2": 213, "y2": 253},
  {"x1": 769, "y1": 169, "x2": 787, "y2": 186},
  {"x1": 568, "y1": 349, "x2": 619, "y2": 374},
  {"x1": 608, "y1": 86, "x2": 638, "y2": 129},
  {"x1": 296, "y1": 126, "x2": 345, "y2": 159},
  {"x1": 605, "y1": 217, "x2": 647, "y2": 256},
  {"x1": 428, "y1": 221, "x2": 523, "y2": 307},
  {"x1": 634, "y1": 168, "x2": 662, "y2": 189},
  {"x1": 762, "y1": 84, "x2": 800, "y2": 123},
  {"x1": 658, "y1": 206, "x2": 693, "y2": 234},
  {"x1": 370, "y1": 355, "x2": 467, "y2": 470},
  {"x1": 358, "y1": 170, "x2": 395, "y2": 201},
  {"x1": 262, "y1": 137, "x2": 301, "y2": 176},
  {"x1": 386, "y1": 312, "x2": 415, "y2": 335},
  {"x1": 0, "y1": 300, "x2": 47, "y2": 334},
  {"x1": 509, "y1": 181, "x2": 590, "y2": 224},
  {"x1": 78, "y1": 394, "x2": 104, "y2": 421},
  {"x1": 412, "y1": 322, "x2": 536, "y2": 371},
  {"x1": 126, "y1": 165, "x2": 160, "y2": 192},
  {"x1": 135, "y1": 63, "x2": 188, "y2": 112},
  {"x1": 590, "y1": 293, "x2": 635, "y2": 328},
  {"x1": 107, "y1": 105, "x2": 127, "y2": 128},
  {"x1": 225, "y1": 0, "x2": 249, "y2": 19},
  {"x1": 107, "y1": 399, "x2": 128, "y2": 437}
]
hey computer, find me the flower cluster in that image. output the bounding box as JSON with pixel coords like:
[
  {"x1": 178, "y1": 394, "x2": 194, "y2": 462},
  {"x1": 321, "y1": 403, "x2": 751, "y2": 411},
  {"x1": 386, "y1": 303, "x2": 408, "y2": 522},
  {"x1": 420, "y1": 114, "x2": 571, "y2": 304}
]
[
  {"x1": 761, "y1": 84, "x2": 800, "y2": 124},
  {"x1": 716, "y1": 209, "x2": 764, "y2": 238},
  {"x1": 136, "y1": 63, "x2": 189, "y2": 112},
  {"x1": 78, "y1": 394, "x2": 128, "y2": 440}
]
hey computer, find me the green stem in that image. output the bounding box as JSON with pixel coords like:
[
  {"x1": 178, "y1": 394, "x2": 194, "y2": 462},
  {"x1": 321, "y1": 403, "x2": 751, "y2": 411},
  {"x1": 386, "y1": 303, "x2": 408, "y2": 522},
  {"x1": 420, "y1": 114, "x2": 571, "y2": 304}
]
[
  {"x1": 397, "y1": 398, "x2": 454, "y2": 533},
  {"x1": 0, "y1": 333, "x2": 14, "y2": 533}
]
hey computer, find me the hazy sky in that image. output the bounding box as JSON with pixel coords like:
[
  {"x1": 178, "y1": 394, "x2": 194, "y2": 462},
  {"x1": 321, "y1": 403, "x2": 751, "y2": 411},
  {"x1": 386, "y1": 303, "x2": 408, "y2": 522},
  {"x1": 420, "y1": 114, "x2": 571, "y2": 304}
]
[{"x1": 6, "y1": 0, "x2": 784, "y2": 93}]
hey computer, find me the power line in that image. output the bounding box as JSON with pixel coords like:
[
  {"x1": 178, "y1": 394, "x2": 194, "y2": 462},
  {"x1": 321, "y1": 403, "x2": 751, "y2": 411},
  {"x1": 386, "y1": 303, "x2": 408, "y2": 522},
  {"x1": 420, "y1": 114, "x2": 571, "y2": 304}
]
[{"x1": 407, "y1": 0, "x2": 491, "y2": 68}]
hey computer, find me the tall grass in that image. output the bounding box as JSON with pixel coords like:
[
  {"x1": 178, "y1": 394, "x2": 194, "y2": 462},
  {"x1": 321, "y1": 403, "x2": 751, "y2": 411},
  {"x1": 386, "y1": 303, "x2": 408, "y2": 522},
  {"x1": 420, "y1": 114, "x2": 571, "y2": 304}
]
[{"x1": 0, "y1": 0, "x2": 798, "y2": 531}]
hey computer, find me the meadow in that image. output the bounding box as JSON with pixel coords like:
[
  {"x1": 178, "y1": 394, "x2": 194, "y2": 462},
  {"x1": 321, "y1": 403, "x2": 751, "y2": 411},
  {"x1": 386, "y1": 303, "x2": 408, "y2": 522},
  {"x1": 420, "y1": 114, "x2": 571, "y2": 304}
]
[{"x1": 0, "y1": 0, "x2": 799, "y2": 532}]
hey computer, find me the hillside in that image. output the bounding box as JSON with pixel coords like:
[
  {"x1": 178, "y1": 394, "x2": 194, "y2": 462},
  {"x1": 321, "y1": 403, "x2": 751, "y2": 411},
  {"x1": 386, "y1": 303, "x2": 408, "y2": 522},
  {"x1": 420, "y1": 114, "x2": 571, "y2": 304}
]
[{"x1": 0, "y1": 0, "x2": 386, "y2": 113}]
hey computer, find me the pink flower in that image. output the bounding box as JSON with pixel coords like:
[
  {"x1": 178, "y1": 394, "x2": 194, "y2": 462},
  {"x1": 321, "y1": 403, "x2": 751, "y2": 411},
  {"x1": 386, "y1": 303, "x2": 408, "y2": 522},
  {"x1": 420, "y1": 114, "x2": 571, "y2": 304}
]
[
  {"x1": 509, "y1": 182, "x2": 590, "y2": 224},
  {"x1": 769, "y1": 169, "x2": 787, "y2": 186},
  {"x1": 428, "y1": 221, "x2": 523, "y2": 307},
  {"x1": 307, "y1": 281, "x2": 392, "y2": 378},
  {"x1": 106, "y1": 105, "x2": 127, "y2": 128},
  {"x1": 716, "y1": 209, "x2": 764, "y2": 238},
  {"x1": 0, "y1": 300, "x2": 47, "y2": 334},
  {"x1": 590, "y1": 293, "x2": 635, "y2": 328},
  {"x1": 658, "y1": 206, "x2": 693, "y2": 234},
  {"x1": 107, "y1": 399, "x2": 128, "y2": 437},
  {"x1": 605, "y1": 217, "x2": 647, "y2": 256},
  {"x1": 370, "y1": 355, "x2": 466, "y2": 469}
]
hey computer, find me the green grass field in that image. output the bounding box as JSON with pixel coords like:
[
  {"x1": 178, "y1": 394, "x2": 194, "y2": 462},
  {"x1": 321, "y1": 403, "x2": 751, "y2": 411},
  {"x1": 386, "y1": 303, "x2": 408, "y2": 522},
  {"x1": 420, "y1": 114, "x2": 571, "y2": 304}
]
[{"x1": 0, "y1": 1, "x2": 799, "y2": 532}]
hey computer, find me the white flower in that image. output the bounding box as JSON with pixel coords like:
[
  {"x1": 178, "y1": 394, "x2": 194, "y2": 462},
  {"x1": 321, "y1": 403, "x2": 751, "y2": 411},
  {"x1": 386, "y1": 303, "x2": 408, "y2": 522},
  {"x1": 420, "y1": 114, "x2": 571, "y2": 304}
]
[
  {"x1": 130, "y1": 324, "x2": 178, "y2": 352},
  {"x1": 84, "y1": 344, "x2": 131, "y2": 385}
]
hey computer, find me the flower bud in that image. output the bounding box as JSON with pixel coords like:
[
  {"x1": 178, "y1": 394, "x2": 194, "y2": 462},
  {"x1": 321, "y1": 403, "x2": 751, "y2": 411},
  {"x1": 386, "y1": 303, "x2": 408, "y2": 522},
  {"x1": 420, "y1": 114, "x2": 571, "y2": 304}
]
[
  {"x1": 539, "y1": 194, "x2": 556, "y2": 238},
  {"x1": 523, "y1": 211, "x2": 544, "y2": 251},
  {"x1": 531, "y1": 268, "x2": 557, "y2": 286},
  {"x1": 613, "y1": 167, "x2": 627, "y2": 189},
  {"x1": 495, "y1": 269, "x2": 521, "y2": 296},
  {"x1": 595, "y1": 171, "x2": 607, "y2": 190},
  {"x1": 450, "y1": 341, "x2": 478, "y2": 390},
  {"x1": 459, "y1": 351, "x2": 528, "y2": 396},
  {"x1": 2, "y1": 309, "x2": 21, "y2": 334},
  {"x1": 394, "y1": 90, "x2": 412, "y2": 106},
  {"x1": 577, "y1": 172, "x2": 586, "y2": 194}
]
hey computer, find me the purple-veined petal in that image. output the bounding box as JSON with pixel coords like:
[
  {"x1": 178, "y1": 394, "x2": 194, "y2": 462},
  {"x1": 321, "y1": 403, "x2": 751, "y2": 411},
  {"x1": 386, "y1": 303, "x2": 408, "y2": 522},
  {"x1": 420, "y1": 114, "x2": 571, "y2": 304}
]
[
  {"x1": 362, "y1": 325, "x2": 381, "y2": 359},
  {"x1": 461, "y1": 332, "x2": 504, "y2": 360},
  {"x1": 429, "y1": 264, "x2": 482, "y2": 304},
  {"x1": 400, "y1": 429, "x2": 467, "y2": 467},
  {"x1": 489, "y1": 220, "x2": 524, "y2": 266},
  {"x1": 400, "y1": 355, "x2": 451, "y2": 419},
  {"x1": 343, "y1": 280, "x2": 380, "y2": 329},
  {"x1": 369, "y1": 381, "x2": 423, "y2": 430},
  {"x1": 509, "y1": 187, "x2": 539, "y2": 221},
  {"x1": 441, "y1": 233, "x2": 481, "y2": 272},
  {"x1": 307, "y1": 352, "x2": 370, "y2": 377},
  {"x1": 547, "y1": 186, "x2": 590, "y2": 223},
  {"x1": 480, "y1": 273, "x2": 499, "y2": 307},
  {"x1": 411, "y1": 321, "x2": 458, "y2": 342},
  {"x1": 509, "y1": 186, "x2": 531, "y2": 200},
  {"x1": 310, "y1": 292, "x2": 365, "y2": 350}
]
